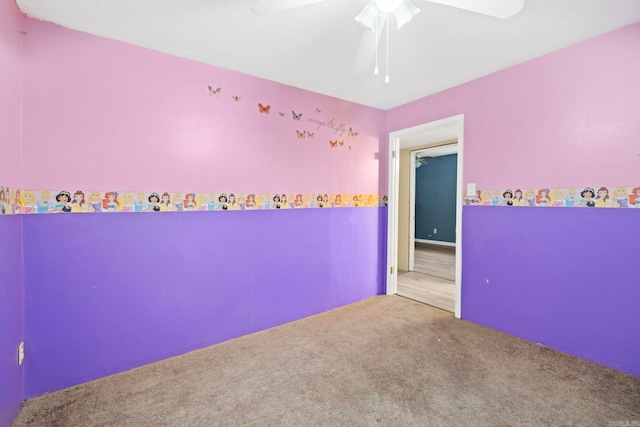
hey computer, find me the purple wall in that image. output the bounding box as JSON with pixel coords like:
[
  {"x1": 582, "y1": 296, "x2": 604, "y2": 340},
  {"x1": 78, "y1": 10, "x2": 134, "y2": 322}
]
[
  {"x1": 0, "y1": 0, "x2": 25, "y2": 424},
  {"x1": 23, "y1": 208, "x2": 386, "y2": 397},
  {"x1": 0, "y1": 217, "x2": 24, "y2": 427},
  {"x1": 462, "y1": 206, "x2": 640, "y2": 376}
]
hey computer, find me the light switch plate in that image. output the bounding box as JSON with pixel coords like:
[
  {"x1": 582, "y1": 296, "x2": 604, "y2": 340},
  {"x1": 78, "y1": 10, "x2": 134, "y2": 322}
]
[{"x1": 466, "y1": 183, "x2": 476, "y2": 197}]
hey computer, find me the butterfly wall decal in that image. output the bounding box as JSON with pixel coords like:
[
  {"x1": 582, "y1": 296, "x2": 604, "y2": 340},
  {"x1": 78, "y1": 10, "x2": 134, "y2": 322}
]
[
  {"x1": 258, "y1": 103, "x2": 271, "y2": 114},
  {"x1": 279, "y1": 112, "x2": 285, "y2": 117},
  {"x1": 296, "y1": 130, "x2": 306, "y2": 139},
  {"x1": 292, "y1": 111, "x2": 302, "y2": 121},
  {"x1": 315, "y1": 107, "x2": 321, "y2": 113},
  {"x1": 208, "y1": 86, "x2": 221, "y2": 97},
  {"x1": 306, "y1": 131, "x2": 314, "y2": 138},
  {"x1": 232, "y1": 95, "x2": 241, "y2": 102},
  {"x1": 329, "y1": 140, "x2": 338, "y2": 148},
  {"x1": 348, "y1": 127, "x2": 358, "y2": 139}
]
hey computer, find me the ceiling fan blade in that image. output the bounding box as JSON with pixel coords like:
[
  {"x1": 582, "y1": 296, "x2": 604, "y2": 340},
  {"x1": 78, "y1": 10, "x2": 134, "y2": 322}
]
[
  {"x1": 352, "y1": 14, "x2": 387, "y2": 75},
  {"x1": 252, "y1": 0, "x2": 325, "y2": 14},
  {"x1": 426, "y1": 0, "x2": 524, "y2": 19}
]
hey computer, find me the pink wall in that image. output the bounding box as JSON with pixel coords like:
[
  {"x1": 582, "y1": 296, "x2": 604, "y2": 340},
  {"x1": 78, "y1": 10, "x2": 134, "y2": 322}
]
[
  {"x1": 22, "y1": 18, "x2": 640, "y2": 195},
  {"x1": 387, "y1": 22, "x2": 640, "y2": 190},
  {"x1": 21, "y1": 19, "x2": 386, "y2": 195},
  {"x1": 0, "y1": 0, "x2": 23, "y2": 187}
]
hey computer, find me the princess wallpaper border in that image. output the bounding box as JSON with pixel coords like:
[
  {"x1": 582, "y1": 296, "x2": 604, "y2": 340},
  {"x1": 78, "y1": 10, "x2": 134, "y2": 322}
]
[
  {"x1": 0, "y1": 187, "x2": 387, "y2": 214},
  {"x1": 2, "y1": 185, "x2": 639, "y2": 215},
  {"x1": 464, "y1": 186, "x2": 640, "y2": 208}
]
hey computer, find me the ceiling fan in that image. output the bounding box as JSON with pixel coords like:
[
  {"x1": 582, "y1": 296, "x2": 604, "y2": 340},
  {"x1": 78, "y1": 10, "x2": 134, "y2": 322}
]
[
  {"x1": 252, "y1": 0, "x2": 525, "y2": 83},
  {"x1": 416, "y1": 155, "x2": 430, "y2": 167}
]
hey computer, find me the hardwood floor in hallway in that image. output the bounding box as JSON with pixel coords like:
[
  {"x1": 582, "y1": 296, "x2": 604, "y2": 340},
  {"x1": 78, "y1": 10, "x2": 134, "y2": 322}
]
[{"x1": 398, "y1": 243, "x2": 455, "y2": 312}]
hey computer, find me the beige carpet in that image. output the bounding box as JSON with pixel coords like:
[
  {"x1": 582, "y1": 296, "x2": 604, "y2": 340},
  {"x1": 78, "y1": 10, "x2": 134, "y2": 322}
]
[{"x1": 14, "y1": 296, "x2": 640, "y2": 426}]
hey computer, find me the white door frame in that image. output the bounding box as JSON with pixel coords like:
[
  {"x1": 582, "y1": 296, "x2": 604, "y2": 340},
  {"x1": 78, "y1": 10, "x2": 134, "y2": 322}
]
[
  {"x1": 409, "y1": 152, "x2": 417, "y2": 272},
  {"x1": 386, "y1": 114, "x2": 465, "y2": 319},
  {"x1": 409, "y1": 143, "x2": 459, "y2": 271}
]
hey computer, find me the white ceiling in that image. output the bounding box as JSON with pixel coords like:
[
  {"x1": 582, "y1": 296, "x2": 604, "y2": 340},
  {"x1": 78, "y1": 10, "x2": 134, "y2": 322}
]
[{"x1": 16, "y1": 0, "x2": 640, "y2": 110}]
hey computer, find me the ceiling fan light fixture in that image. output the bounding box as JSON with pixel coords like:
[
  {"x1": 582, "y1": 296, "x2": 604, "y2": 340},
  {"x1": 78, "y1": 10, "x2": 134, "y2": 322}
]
[
  {"x1": 394, "y1": 0, "x2": 420, "y2": 29},
  {"x1": 355, "y1": 3, "x2": 379, "y2": 32}
]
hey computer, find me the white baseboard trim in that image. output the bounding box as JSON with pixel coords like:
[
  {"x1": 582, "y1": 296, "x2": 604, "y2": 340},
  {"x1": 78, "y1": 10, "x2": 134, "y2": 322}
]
[{"x1": 416, "y1": 239, "x2": 456, "y2": 247}]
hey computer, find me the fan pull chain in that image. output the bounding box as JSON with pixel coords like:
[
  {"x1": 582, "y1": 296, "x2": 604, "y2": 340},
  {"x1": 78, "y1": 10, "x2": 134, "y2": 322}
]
[
  {"x1": 385, "y1": 19, "x2": 390, "y2": 84},
  {"x1": 374, "y1": 14, "x2": 379, "y2": 77}
]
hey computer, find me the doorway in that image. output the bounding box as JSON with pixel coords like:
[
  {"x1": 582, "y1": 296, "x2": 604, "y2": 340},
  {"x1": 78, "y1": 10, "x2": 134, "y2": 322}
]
[
  {"x1": 409, "y1": 143, "x2": 458, "y2": 272},
  {"x1": 398, "y1": 143, "x2": 458, "y2": 312},
  {"x1": 386, "y1": 114, "x2": 464, "y2": 319}
]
